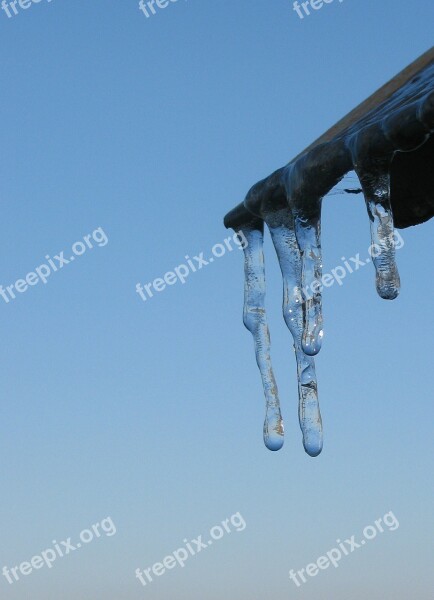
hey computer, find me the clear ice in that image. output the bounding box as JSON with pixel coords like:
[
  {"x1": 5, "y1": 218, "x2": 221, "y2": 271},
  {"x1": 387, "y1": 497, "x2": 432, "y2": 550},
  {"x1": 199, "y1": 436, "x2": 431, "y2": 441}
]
[
  {"x1": 355, "y1": 162, "x2": 401, "y2": 299},
  {"x1": 241, "y1": 222, "x2": 284, "y2": 451},
  {"x1": 225, "y1": 57, "x2": 434, "y2": 457},
  {"x1": 265, "y1": 209, "x2": 323, "y2": 457}
]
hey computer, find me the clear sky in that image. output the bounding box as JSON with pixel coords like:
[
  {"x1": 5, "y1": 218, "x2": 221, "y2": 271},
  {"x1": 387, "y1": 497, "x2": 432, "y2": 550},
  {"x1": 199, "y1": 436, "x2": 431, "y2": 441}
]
[{"x1": 0, "y1": 1, "x2": 433, "y2": 599}]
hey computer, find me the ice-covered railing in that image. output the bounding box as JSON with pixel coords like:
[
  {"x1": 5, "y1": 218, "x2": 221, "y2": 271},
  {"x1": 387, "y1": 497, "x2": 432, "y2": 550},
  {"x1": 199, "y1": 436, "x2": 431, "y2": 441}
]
[{"x1": 224, "y1": 48, "x2": 434, "y2": 457}]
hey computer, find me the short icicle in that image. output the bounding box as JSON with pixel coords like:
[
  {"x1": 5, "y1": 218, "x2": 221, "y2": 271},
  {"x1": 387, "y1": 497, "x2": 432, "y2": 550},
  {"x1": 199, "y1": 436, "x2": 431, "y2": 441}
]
[
  {"x1": 355, "y1": 159, "x2": 401, "y2": 300},
  {"x1": 240, "y1": 221, "x2": 284, "y2": 451}
]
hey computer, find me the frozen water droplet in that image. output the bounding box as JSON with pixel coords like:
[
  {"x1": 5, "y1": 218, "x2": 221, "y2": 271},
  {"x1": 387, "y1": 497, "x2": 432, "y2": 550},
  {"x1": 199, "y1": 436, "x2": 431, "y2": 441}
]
[{"x1": 264, "y1": 414, "x2": 284, "y2": 451}]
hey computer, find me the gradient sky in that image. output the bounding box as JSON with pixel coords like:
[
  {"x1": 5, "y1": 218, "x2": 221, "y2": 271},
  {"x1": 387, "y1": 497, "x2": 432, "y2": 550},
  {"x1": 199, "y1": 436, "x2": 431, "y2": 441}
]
[{"x1": 0, "y1": 1, "x2": 433, "y2": 599}]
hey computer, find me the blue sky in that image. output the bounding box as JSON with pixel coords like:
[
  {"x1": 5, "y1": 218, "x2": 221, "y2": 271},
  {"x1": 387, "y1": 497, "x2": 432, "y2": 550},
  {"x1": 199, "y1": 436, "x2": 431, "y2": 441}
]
[{"x1": 0, "y1": 1, "x2": 433, "y2": 599}]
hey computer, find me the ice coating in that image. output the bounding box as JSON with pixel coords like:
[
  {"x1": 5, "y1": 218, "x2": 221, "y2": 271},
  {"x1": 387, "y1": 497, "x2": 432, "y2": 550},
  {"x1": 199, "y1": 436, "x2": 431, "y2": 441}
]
[
  {"x1": 241, "y1": 220, "x2": 284, "y2": 451},
  {"x1": 224, "y1": 50, "x2": 434, "y2": 456}
]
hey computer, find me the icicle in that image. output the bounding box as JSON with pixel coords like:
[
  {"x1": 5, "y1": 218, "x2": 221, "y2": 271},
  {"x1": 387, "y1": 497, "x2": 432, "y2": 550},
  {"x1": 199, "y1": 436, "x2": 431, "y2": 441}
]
[
  {"x1": 355, "y1": 159, "x2": 401, "y2": 300},
  {"x1": 241, "y1": 221, "x2": 284, "y2": 451},
  {"x1": 224, "y1": 55, "x2": 434, "y2": 457},
  {"x1": 293, "y1": 206, "x2": 324, "y2": 356},
  {"x1": 265, "y1": 209, "x2": 323, "y2": 457}
]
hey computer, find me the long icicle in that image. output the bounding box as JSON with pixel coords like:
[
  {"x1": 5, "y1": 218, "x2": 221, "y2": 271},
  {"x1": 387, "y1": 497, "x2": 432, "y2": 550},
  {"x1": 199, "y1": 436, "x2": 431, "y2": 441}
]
[
  {"x1": 240, "y1": 221, "x2": 284, "y2": 451},
  {"x1": 265, "y1": 209, "x2": 323, "y2": 457}
]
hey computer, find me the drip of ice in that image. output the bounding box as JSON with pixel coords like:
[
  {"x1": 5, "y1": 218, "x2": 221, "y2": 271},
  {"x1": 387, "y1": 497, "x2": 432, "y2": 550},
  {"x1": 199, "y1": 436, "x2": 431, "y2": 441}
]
[
  {"x1": 241, "y1": 222, "x2": 284, "y2": 451},
  {"x1": 265, "y1": 208, "x2": 323, "y2": 457},
  {"x1": 294, "y1": 213, "x2": 324, "y2": 356},
  {"x1": 356, "y1": 165, "x2": 401, "y2": 299}
]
